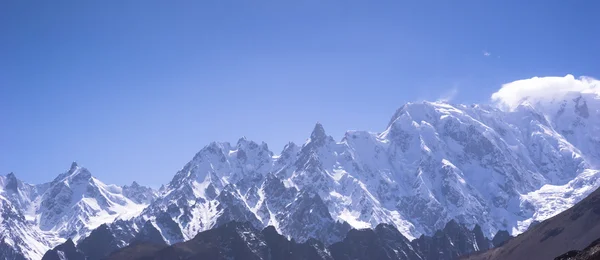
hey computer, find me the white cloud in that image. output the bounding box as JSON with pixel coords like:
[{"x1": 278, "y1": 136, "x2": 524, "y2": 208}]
[
  {"x1": 483, "y1": 51, "x2": 491, "y2": 57},
  {"x1": 491, "y1": 74, "x2": 600, "y2": 110}
]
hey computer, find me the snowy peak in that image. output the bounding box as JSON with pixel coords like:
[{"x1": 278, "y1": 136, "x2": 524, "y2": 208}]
[
  {"x1": 50, "y1": 163, "x2": 92, "y2": 185},
  {"x1": 0, "y1": 172, "x2": 29, "y2": 195},
  {"x1": 169, "y1": 137, "x2": 274, "y2": 193},
  {"x1": 386, "y1": 101, "x2": 454, "y2": 128},
  {"x1": 32, "y1": 163, "x2": 149, "y2": 241},
  {"x1": 236, "y1": 136, "x2": 270, "y2": 153},
  {"x1": 0, "y1": 172, "x2": 38, "y2": 214},
  {"x1": 0, "y1": 164, "x2": 155, "y2": 260}
]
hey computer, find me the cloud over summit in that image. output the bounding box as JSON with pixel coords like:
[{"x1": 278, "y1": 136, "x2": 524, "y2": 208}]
[{"x1": 491, "y1": 74, "x2": 600, "y2": 110}]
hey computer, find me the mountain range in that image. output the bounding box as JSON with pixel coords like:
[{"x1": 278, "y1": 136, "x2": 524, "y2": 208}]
[
  {"x1": 2, "y1": 90, "x2": 600, "y2": 259},
  {"x1": 43, "y1": 219, "x2": 502, "y2": 260}
]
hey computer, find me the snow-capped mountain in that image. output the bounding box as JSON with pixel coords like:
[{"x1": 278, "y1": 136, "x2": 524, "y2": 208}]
[
  {"x1": 70, "y1": 90, "x2": 600, "y2": 257},
  {"x1": 4, "y1": 86, "x2": 600, "y2": 260},
  {"x1": 0, "y1": 163, "x2": 157, "y2": 259}
]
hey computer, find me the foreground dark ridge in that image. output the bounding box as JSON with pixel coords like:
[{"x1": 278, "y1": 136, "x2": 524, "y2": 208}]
[
  {"x1": 43, "y1": 220, "x2": 511, "y2": 260},
  {"x1": 463, "y1": 185, "x2": 600, "y2": 260},
  {"x1": 555, "y1": 237, "x2": 600, "y2": 260}
]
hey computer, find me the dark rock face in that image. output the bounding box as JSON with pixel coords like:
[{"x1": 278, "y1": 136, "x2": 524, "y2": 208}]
[
  {"x1": 77, "y1": 224, "x2": 121, "y2": 260},
  {"x1": 330, "y1": 228, "x2": 391, "y2": 260},
  {"x1": 491, "y1": 230, "x2": 511, "y2": 247},
  {"x1": 412, "y1": 220, "x2": 491, "y2": 260},
  {"x1": 106, "y1": 243, "x2": 166, "y2": 260},
  {"x1": 97, "y1": 220, "x2": 491, "y2": 260},
  {"x1": 41, "y1": 239, "x2": 85, "y2": 260},
  {"x1": 4, "y1": 173, "x2": 19, "y2": 193},
  {"x1": 330, "y1": 224, "x2": 422, "y2": 260},
  {"x1": 153, "y1": 211, "x2": 185, "y2": 243},
  {"x1": 554, "y1": 237, "x2": 600, "y2": 260},
  {"x1": 261, "y1": 226, "x2": 333, "y2": 260},
  {"x1": 105, "y1": 221, "x2": 332, "y2": 260},
  {"x1": 0, "y1": 240, "x2": 27, "y2": 260},
  {"x1": 213, "y1": 185, "x2": 262, "y2": 229},
  {"x1": 276, "y1": 190, "x2": 351, "y2": 245},
  {"x1": 374, "y1": 224, "x2": 423, "y2": 260},
  {"x1": 147, "y1": 222, "x2": 271, "y2": 260},
  {"x1": 131, "y1": 221, "x2": 167, "y2": 246}
]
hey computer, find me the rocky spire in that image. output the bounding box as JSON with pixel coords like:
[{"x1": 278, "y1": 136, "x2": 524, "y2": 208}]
[
  {"x1": 70, "y1": 161, "x2": 79, "y2": 171},
  {"x1": 309, "y1": 122, "x2": 328, "y2": 146},
  {"x1": 5, "y1": 172, "x2": 19, "y2": 192}
]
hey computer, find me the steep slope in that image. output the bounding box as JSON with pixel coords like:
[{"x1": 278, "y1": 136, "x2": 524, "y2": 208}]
[{"x1": 463, "y1": 185, "x2": 600, "y2": 260}]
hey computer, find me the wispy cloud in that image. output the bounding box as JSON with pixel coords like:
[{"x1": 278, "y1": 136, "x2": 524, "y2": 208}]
[
  {"x1": 483, "y1": 51, "x2": 491, "y2": 57},
  {"x1": 437, "y1": 86, "x2": 459, "y2": 103}
]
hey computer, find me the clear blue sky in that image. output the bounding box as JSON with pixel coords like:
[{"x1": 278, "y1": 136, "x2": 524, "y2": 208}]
[{"x1": 1, "y1": 1, "x2": 599, "y2": 187}]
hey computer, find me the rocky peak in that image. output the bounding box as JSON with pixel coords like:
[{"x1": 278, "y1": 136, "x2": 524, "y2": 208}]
[
  {"x1": 52, "y1": 162, "x2": 92, "y2": 184},
  {"x1": 76, "y1": 223, "x2": 120, "y2": 260},
  {"x1": 276, "y1": 142, "x2": 299, "y2": 164},
  {"x1": 374, "y1": 223, "x2": 410, "y2": 242},
  {"x1": 236, "y1": 136, "x2": 248, "y2": 145},
  {"x1": 310, "y1": 122, "x2": 328, "y2": 146},
  {"x1": 122, "y1": 182, "x2": 157, "y2": 204},
  {"x1": 70, "y1": 161, "x2": 79, "y2": 171},
  {"x1": 69, "y1": 168, "x2": 93, "y2": 183},
  {"x1": 195, "y1": 141, "x2": 226, "y2": 158},
  {"x1": 41, "y1": 238, "x2": 85, "y2": 260},
  {"x1": 131, "y1": 220, "x2": 166, "y2": 246},
  {"x1": 282, "y1": 141, "x2": 298, "y2": 152},
  {"x1": 4, "y1": 172, "x2": 19, "y2": 192}
]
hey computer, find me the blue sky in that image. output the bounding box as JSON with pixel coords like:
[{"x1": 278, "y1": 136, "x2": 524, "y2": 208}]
[{"x1": 1, "y1": 1, "x2": 599, "y2": 187}]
